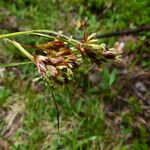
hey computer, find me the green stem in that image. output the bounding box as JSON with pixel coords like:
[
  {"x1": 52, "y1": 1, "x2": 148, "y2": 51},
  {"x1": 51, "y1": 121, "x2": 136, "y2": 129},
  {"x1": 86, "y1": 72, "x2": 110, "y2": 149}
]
[
  {"x1": 0, "y1": 30, "x2": 82, "y2": 45},
  {"x1": 0, "y1": 30, "x2": 34, "y2": 39},
  {"x1": 5, "y1": 39, "x2": 34, "y2": 61},
  {"x1": 0, "y1": 61, "x2": 32, "y2": 67}
]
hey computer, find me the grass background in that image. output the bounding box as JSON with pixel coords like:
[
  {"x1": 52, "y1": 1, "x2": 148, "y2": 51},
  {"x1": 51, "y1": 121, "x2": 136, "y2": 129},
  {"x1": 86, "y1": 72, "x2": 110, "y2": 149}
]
[{"x1": 0, "y1": 0, "x2": 150, "y2": 149}]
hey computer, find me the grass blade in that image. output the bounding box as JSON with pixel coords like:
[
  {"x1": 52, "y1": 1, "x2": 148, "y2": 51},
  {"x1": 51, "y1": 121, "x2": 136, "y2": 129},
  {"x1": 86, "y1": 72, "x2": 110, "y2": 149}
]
[
  {"x1": 4, "y1": 39, "x2": 34, "y2": 61},
  {"x1": 0, "y1": 61, "x2": 32, "y2": 67}
]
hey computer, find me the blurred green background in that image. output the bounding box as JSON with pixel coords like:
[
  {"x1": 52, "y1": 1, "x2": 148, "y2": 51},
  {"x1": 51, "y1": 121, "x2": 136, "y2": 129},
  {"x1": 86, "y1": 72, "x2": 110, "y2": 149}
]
[{"x1": 0, "y1": 0, "x2": 150, "y2": 149}]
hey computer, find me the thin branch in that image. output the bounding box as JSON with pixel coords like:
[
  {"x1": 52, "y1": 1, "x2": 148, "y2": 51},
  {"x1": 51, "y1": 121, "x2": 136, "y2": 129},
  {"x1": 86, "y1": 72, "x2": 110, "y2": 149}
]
[{"x1": 51, "y1": 91, "x2": 60, "y2": 131}]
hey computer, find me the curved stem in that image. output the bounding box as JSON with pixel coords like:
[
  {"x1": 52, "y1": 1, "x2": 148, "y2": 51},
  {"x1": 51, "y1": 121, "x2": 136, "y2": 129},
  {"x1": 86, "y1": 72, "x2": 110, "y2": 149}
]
[
  {"x1": 0, "y1": 30, "x2": 34, "y2": 39},
  {"x1": 5, "y1": 39, "x2": 34, "y2": 61},
  {"x1": 0, "y1": 30, "x2": 82, "y2": 45}
]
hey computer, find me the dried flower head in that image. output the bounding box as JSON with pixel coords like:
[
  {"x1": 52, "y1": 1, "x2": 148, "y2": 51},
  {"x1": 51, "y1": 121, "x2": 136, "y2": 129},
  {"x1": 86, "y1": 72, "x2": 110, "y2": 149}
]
[
  {"x1": 34, "y1": 55, "x2": 59, "y2": 78},
  {"x1": 33, "y1": 40, "x2": 79, "y2": 86},
  {"x1": 76, "y1": 32, "x2": 121, "y2": 65}
]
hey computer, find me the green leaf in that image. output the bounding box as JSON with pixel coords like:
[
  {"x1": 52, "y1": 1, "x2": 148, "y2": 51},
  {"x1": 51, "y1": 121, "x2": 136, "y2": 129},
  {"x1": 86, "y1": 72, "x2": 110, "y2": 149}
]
[
  {"x1": 0, "y1": 61, "x2": 32, "y2": 67},
  {"x1": 4, "y1": 39, "x2": 34, "y2": 61}
]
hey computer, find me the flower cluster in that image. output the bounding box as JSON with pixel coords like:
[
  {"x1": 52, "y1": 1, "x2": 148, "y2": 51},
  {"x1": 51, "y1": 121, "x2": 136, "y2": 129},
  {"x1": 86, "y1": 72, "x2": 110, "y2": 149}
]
[
  {"x1": 4, "y1": 30, "x2": 121, "y2": 87},
  {"x1": 31, "y1": 32, "x2": 121, "y2": 86},
  {"x1": 34, "y1": 41, "x2": 79, "y2": 86},
  {"x1": 77, "y1": 32, "x2": 121, "y2": 65}
]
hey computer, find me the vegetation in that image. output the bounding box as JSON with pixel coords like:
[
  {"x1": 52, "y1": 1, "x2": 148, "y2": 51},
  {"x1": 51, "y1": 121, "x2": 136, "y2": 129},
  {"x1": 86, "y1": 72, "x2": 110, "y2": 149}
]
[{"x1": 0, "y1": 0, "x2": 149, "y2": 149}]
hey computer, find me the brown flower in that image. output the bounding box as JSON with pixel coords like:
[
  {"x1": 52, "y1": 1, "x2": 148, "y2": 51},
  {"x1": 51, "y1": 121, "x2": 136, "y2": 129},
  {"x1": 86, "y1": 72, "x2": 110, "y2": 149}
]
[{"x1": 34, "y1": 55, "x2": 59, "y2": 78}]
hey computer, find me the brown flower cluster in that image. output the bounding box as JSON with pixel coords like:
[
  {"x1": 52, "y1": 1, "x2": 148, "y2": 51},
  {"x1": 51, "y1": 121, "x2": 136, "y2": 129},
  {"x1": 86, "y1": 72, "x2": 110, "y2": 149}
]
[
  {"x1": 77, "y1": 32, "x2": 121, "y2": 65},
  {"x1": 34, "y1": 41, "x2": 79, "y2": 86},
  {"x1": 33, "y1": 33, "x2": 121, "y2": 86}
]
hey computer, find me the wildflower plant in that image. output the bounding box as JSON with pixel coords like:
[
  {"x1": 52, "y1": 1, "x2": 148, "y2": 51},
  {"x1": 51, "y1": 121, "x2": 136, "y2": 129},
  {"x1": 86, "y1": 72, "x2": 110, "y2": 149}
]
[{"x1": 0, "y1": 30, "x2": 121, "y2": 129}]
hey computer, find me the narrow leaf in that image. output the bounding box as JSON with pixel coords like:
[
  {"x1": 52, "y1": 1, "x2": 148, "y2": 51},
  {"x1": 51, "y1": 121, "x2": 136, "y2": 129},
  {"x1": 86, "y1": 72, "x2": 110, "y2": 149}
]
[
  {"x1": 4, "y1": 39, "x2": 34, "y2": 61},
  {"x1": 0, "y1": 61, "x2": 32, "y2": 67}
]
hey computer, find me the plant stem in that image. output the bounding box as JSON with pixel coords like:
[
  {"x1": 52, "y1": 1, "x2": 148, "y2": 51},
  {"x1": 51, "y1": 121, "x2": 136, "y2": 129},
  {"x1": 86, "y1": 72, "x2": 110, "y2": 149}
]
[
  {"x1": 0, "y1": 30, "x2": 82, "y2": 45},
  {"x1": 0, "y1": 61, "x2": 32, "y2": 67},
  {"x1": 51, "y1": 91, "x2": 60, "y2": 131},
  {"x1": 0, "y1": 30, "x2": 34, "y2": 39},
  {"x1": 5, "y1": 39, "x2": 34, "y2": 61}
]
